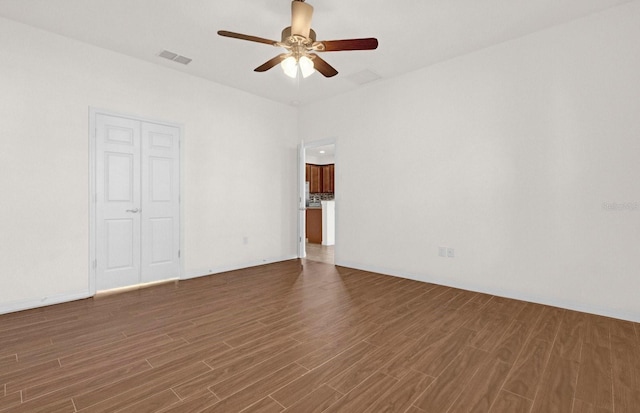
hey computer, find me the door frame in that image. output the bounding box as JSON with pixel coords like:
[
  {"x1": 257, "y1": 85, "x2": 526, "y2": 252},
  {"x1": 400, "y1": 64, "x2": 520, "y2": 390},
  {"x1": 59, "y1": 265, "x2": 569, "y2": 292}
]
[
  {"x1": 298, "y1": 138, "x2": 336, "y2": 260},
  {"x1": 88, "y1": 108, "x2": 184, "y2": 295}
]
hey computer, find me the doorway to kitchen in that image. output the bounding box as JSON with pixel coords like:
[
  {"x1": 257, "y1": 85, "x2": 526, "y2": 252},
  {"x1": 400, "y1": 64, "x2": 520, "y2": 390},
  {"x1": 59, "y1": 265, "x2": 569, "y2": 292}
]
[{"x1": 298, "y1": 140, "x2": 336, "y2": 264}]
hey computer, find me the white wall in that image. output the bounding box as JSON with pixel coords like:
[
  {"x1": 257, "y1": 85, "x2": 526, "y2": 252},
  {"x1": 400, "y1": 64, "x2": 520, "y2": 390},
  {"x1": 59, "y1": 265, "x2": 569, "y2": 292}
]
[
  {"x1": 300, "y1": 2, "x2": 640, "y2": 322},
  {"x1": 0, "y1": 18, "x2": 299, "y2": 313}
]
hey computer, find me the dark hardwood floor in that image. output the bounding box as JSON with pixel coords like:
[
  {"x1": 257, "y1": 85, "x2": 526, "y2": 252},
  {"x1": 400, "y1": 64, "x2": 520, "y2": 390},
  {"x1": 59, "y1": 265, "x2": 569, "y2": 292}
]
[{"x1": 1, "y1": 260, "x2": 639, "y2": 412}]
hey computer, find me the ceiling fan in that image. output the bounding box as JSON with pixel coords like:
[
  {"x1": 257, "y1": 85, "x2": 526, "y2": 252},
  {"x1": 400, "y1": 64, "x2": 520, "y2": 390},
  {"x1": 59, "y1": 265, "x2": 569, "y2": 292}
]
[{"x1": 218, "y1": 0, "x2": 378, "y2": 78}]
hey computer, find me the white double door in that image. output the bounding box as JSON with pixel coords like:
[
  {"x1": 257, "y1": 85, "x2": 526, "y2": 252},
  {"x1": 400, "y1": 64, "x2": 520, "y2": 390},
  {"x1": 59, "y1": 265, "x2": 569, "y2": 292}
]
[{"x1": 94, "y1": 113, "x2": 180, "y2": 291}]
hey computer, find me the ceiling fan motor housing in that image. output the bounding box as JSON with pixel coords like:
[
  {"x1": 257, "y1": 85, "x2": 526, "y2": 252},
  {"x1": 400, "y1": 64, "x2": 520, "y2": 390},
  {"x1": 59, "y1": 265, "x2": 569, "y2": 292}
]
[{"x1": 281, "y1": 27, "x2": 317, "y2": 44}]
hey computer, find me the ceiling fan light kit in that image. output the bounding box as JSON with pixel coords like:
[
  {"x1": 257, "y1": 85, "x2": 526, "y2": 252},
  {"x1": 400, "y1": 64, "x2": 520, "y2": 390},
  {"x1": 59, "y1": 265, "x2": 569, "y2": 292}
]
[
  {"x1": 298, "y1": 56, "x2": 315, "y2": 78},
  {"x1": 217, "y1": 0, "x2": 378, "y2": 79}
]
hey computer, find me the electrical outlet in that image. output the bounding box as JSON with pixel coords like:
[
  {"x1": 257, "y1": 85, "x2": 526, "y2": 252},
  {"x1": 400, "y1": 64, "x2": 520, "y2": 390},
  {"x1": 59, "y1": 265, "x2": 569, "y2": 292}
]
[
  {"x1": 447, "y1": 248, "x2": 455, "y2": 258},
  {"x1": 438, "y1": 247, "x2": 447, "y2": 257},
  {"x1": 243, "y1": 236, "x2": 248, "y2": 245}
]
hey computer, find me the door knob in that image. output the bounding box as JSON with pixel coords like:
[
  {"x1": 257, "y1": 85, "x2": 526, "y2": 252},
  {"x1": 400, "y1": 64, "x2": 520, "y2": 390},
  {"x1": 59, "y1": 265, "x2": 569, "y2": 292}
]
[{"x1": 126, "y1": 208, "x2": 140, "y2": 213}]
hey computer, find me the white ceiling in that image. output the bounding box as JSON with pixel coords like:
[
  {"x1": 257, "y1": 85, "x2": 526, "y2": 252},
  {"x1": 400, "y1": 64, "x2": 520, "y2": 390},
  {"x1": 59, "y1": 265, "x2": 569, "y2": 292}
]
[
  {"x1": 306, "y1": 144, "x2": 335, "y2": 165},
  {"x1": 0, "y1": 0, "x2": 632, "y2": 106}
]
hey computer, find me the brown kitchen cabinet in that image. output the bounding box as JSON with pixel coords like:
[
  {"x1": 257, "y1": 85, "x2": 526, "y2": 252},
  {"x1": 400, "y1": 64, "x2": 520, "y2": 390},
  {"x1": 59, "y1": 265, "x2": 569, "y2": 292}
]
[
  {"x1": 306, "y1": 164, "x2": 322, "y2": 193},
  {"x1": 306, "y1": 208, "x2": 322, "y2": 244},
  {"x1": 322, "y1": 164, "x2": 334, "y2": 193},
  {"x1": 306, "y1": 163, "x2": 334, "y2": 193}
]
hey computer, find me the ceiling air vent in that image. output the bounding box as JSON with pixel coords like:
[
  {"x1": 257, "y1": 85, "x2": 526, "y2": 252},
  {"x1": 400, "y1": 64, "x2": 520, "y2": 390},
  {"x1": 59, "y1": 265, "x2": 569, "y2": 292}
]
[{"x1": 158, "y1": 50, "x2": 192, "y2": 65}]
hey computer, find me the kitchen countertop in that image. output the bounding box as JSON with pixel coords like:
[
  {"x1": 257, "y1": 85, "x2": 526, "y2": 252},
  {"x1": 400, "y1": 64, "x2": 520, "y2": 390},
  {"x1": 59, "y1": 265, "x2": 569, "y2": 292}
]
[{"x1": 307, "y1": 200, "x2": 334, "y2": 210}]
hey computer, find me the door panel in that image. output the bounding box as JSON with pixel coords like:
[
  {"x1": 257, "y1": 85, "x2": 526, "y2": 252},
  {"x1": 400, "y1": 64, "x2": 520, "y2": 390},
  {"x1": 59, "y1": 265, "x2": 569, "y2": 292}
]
[
  {"x1": 106, "y1": 153, "x2": 134, "y2": 201},
  {"x1": 298, "y1": 143, "x2": 306, "y2": 258},
  {"x1": 141, "y1": 122, "x2": 180, "y2": 283},
  {"x1": 105, "y1": 219, "x2": 135, "y2": 269},
  {"x1": 96, "y1": 114, "x2": 141, "y2": 290},
  {"x1": 149, "y1": 157, "x2": 173, "y2": 201},
  {"x1": 149, "y1": 218, "x2": 174, "y2": 264}
]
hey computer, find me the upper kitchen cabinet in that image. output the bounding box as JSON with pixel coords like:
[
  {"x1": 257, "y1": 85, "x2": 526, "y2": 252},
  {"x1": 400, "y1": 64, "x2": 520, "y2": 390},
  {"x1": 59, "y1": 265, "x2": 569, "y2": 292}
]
[
  {"x1": 307, "y1": 164, "x2": 322, "y2": 193},
  {"x1": 322, "y1": 164, "x2": 334, "y2": 193},
  {"x1": 306, "y1": 163, "x2": 334, "y2": 193}
]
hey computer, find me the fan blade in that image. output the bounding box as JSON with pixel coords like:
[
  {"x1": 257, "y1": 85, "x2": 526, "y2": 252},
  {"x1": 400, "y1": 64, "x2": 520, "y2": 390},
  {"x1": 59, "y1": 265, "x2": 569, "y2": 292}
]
[
  {"x1": 254, "y1": 54, "x2": 288, "y2": 72},
  {"x1": 217, "y1": 30, "x2": 278, "y2": 46},
  {"x1": 316, "y1": 38, "x2": 378, "y2": 52},
  {"x1": 309, "y1": 54, "x2": 338, "y2": 78},
  {"x1": 291, "y1": 0, "x2": 314, "y2": 38}
]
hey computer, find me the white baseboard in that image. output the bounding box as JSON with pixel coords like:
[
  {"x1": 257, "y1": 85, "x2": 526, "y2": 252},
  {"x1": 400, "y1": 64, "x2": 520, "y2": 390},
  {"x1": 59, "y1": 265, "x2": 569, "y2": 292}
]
[
  {"x1": 0, "y1": 256, "x2": 300, "y2": 316},
  {"x1": 183, "y1": 255, "x2": 299, "y2": 280},
  {"x1": 336, "y1": 260, "x2": 640, "y2": 323},
  {"x1": 11, "y1": 258, "x2": 633, "y2": 323},
  {"x1": 0, "y1": 291, "x2": 92, "y2": 316}
]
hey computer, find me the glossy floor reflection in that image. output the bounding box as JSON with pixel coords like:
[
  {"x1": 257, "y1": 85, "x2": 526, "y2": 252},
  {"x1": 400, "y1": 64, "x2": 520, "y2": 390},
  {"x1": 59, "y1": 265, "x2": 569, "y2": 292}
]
[{"x1": 304, "y1": 242, "x2": 334, "y2": 264}]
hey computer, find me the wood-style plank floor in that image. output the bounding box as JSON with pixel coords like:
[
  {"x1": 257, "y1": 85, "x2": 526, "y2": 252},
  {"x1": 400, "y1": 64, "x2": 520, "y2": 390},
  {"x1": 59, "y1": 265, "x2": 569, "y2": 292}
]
[
  {"x1": 304, "y1": 242, "x2": 334, "y2": 265},
  {"x1": 1, "y1": 260, "x2": 639, "y2": 412}
]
